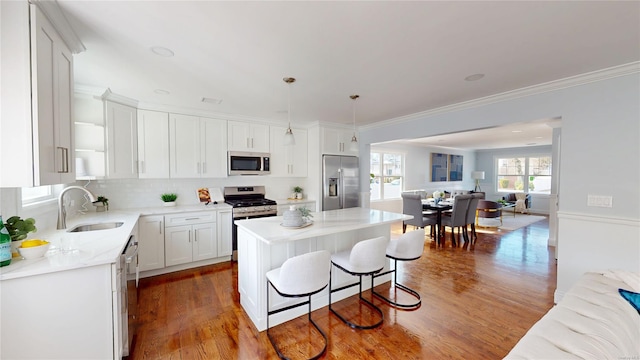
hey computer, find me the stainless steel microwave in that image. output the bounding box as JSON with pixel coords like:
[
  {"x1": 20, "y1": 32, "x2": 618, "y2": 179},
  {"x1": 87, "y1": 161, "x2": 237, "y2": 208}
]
[{"x1": 228, "y1": 151, "x2": 270, "y2": 175}]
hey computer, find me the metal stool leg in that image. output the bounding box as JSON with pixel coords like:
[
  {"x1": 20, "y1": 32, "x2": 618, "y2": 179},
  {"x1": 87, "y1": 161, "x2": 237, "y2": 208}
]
[
  {"x1": 372, "y1": 258, "x2": 421, "y2": 309},
  {"x1": 329, "y1": 263, "x2": 384, "y2": 330}
]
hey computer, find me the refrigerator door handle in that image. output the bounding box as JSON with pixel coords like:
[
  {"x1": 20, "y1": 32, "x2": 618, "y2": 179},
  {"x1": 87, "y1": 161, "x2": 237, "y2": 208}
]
[{"x1": 338, "y1": 168, "x2": 343, "y2": 209}]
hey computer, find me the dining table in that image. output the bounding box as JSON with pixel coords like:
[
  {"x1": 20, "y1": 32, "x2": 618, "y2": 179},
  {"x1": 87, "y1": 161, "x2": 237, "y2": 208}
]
[{"x1": 421, "y1": 199, "x2": 453, "y2": 245}]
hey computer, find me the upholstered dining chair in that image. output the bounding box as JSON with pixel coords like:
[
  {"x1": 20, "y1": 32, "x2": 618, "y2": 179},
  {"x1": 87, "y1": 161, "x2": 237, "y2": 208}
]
[
  {"x1": 441, "y1": 194, "x2": 472, "y2": 246},
  {"x1": 329, "y1": 236, "x2": 388, "y2": 329},
  {"x1": 372, "y1": 228, "x2": 425, "y2": 309},
  {"x1": 401, "y1": 193, "x2": 437, "y2": 237},
  {"x1": 266, "y1": 250, "x2": 331, "y2": 359},
  {"x1": 465, "y1": 193, "x2": 483, "y2": 244}
]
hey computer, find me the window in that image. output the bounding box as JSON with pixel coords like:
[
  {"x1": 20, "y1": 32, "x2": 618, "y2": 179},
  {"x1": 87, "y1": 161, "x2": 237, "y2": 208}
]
[
  {"x1": 497, "y1": 156, "x2": 552, "y2": 194},
  {"x1": 370, "y1": 152, "x2": 404, "y2": 200},
  {"x1": 21, "y1": 185, "x2": 63, "y2": 205}
]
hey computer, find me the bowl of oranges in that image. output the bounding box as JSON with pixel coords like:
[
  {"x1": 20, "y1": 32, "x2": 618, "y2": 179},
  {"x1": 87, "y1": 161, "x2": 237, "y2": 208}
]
[{"x1": 18, "y1": 239, "x2": 50, "y2": 260}]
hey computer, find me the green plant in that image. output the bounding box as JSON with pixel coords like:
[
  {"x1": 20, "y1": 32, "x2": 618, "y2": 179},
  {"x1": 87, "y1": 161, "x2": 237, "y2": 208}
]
[
  {"x1": 297, "y1": 207, "x2": 313, "y2": 221},
  {"x1": 293, "y1": 186, "x2": 303, "y2": 194},
  {"x1": 4, "y1": 216, "x2": 37, "y2": 242},
  {"x1": 94, "y1": 196, "x2": 109, "y2": 207},
  {"x1": 161, "y1": 193, "x2": 178, "y2": 202}
]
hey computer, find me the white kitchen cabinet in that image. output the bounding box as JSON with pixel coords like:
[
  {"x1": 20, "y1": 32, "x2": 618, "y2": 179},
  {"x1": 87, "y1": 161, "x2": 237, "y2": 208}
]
[
  {"x1": 105, "y1": 101, "x2": 138, "y2": 178},
  {"x1": 270, "y1": 126, "x2": 308, "y2": 177},
  {"x1": 321, "y1": 127, "x2": 358, "y2": 156},
  {"x1": 74, "y1": 93, "x2": 106, "y2": 178},
  {"x1": 0, "y1": 3, "x2": 76, "y2": 186},
  {"x1": 138, "y1": 215, "x2": 165, "y2": 272},
  {"x1": 137, "y1": 110, "x2": 169, "y2": 178},
  {"x1": 169, "y1": 114, "x2": 227, "y2": 178},
  {"x1": 217, "y1": 209, "x2": 232, "y2": 257},
  {"x1": 164, "y1": 212, "x2": 217, "y2": 267},
  {"x1": 228, "y1": 120, "x2": 270, "y2": 152}
]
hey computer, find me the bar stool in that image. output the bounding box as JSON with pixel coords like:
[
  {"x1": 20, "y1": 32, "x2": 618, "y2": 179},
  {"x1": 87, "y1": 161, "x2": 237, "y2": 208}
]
[
  {"x1": 266, "y1": 250, "x2": 331, "y2": 360},
  {"x1": 372, "y1": 228, "x2": 424, "y2": 309},
  {"x1": 329, "y1": 236, "x2": 388, "y2": 329}
]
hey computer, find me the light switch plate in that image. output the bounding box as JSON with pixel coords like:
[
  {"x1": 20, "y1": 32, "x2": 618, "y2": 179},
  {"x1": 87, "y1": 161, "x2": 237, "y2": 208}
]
[{"x1": 587, "y1": 195, "x2": 613, "y2": 208}]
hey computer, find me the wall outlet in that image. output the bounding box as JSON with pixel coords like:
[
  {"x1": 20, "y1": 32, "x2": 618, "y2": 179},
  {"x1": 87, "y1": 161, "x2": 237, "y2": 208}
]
[{"x1": 587, "y1": 195, "x2": 613, "y2": 208}]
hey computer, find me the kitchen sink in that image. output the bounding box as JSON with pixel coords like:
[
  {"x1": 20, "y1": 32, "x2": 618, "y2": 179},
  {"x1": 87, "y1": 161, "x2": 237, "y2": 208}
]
[{"x1": 67, "y1": 222, "x2": 124, "y2": 232}]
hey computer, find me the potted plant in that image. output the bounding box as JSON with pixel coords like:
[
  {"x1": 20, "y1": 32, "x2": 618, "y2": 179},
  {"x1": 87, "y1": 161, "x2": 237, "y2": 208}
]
[
  {"x1": 93, "y1": 196, "x2": 109, "y2": 212},
  {"x1": 293, "y1": 186, "x2": 303, "y2": 200},
  {"x1": 161, "y1": 193, "x2": 178, "y2": 206},
  {"x1": 4, "y1": 216, "x2": 37, "y2": 257}
]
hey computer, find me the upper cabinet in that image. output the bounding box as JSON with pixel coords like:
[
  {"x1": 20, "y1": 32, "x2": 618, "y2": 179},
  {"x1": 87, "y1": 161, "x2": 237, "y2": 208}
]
[
  {"x1": 321, "y1": 127, "x2": 358, "y2": 156},
  {"x1": 105, "y1": 101, "x2": 138, "y2": 179},
  {"x1": 270, "y1": 126, "x2": 308, "y2": 177},
  {"x1": 137, "y1": 110, "x2": 169, "y2": 179},
  {"x1": 1, "y1": 3, "x2": 77, "y2": 186},
  {"x1": 228, "y1": 120, "x2": 269, "y2": 152},
  {"x1": 169, "y1": 114, "x2": 227, "y2": 178}
]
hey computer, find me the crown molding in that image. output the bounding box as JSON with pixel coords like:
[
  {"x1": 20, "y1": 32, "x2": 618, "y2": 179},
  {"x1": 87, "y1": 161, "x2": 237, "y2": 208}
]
[
  {"x1": 31, "y1": 0, "x2": 85, "y2": 54},
  {"x1": 363, "y1": 62, "x2": 640, "y2": 131},
  {"x1": 101, "y1": 88, "x2": 138, "y2": 108}
]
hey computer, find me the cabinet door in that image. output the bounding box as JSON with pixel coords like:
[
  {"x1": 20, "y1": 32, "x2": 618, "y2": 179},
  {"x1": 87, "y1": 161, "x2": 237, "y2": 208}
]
[
  {"x1": 164, "y1": 225, "x2": 193, "y2": 266},
  {"x1": 217, "y1": 209, "x2": 232, "y2": 257},
  {"x1": 322, "y1": 127, "x2": 357, "y2": 156},
  {"x1": 32, "y1": 5, "x2": 75, "y2": 185},
  {"x1": 169, "y1": 113, "x2": 200, "y2": 178},
  {"x1": 105, "y1": 101, "x2": 138, "y2": 179},
  {"x1": 269, "y1": 126, "x2": 307, "y2": 177},
  {"x1": 192, "y1": 223, "x2": 217, "y2": 262},
  {"x1": 138, "y1": 215, "x2": 165, "y2": 272},
  {"x1": 138, "y1": 110, "x2": 169, "y2": 178},
  {"x1": 228, "y1": 121, "x2": 269, "y2": 152},
  {"x1": 200, "y1": 117, "x2": 227, "y2": 178}
]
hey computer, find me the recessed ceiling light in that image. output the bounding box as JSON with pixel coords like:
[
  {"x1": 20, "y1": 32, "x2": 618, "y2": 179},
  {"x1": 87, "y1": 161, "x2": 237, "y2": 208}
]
[
  {"x1": 511, "y1": 130, "x2": 523, "y2": 133},
  {"x1": 151, "y1": 46, "x2": 174, "y2": 57},
  {"x1": 154, "y1": 89, "x2": 170, "y2": 95},
  {"x1": 464, "y1": 73, "x2": 485, "y2": 81},
  {"x1": 201, "y1": 97, "x2": 222, "y2": 104}
]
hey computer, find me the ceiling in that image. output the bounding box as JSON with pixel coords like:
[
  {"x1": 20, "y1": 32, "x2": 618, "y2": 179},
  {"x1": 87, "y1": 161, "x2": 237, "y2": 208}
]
[{"x1": 57, "y1": 1, "x2": 639, "y2": 148}]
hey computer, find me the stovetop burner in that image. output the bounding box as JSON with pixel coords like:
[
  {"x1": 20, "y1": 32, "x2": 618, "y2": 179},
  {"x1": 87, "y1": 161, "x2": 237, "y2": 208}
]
[
  {"x1": 225, "y1": 198, "x2": 277, "y2": 208},
  {"x1": 223, "y1": 186, "x2": 278, "y2": 218}
]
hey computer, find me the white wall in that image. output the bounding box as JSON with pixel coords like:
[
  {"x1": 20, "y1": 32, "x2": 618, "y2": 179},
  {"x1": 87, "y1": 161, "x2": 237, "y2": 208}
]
[{"x1": 360, "y1": 70, "x2": 640, "y2": 300}]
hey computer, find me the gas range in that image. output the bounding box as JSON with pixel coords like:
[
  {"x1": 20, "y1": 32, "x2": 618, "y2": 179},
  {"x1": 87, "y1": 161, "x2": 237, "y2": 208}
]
[{"x1": 223, "y1": 186, "x2": 277, "y2": 218}]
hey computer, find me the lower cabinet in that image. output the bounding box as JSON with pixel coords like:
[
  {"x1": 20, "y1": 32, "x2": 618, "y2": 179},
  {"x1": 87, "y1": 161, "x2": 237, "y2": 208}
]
[
  {"x1": 165, "y1": 222, "x2": 216, "y2": 266},
  {"x1": 137, "y1": 209, "x2": 232, "y2": 276},
  {"x1": 138, "y1": 215, "x2": 165, "y2": 272}
]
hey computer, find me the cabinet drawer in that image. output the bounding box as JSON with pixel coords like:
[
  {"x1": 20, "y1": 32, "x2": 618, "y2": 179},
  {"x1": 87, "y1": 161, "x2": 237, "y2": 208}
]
[{"x1": 164, "y1": 212, "x2": 216, "y2": 227}]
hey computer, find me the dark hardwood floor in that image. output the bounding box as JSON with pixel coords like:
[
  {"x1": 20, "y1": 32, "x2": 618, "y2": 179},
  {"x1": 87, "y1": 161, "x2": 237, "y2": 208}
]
[{"x1": 130, "y1": 217, "x2": 555, "y2": 359}]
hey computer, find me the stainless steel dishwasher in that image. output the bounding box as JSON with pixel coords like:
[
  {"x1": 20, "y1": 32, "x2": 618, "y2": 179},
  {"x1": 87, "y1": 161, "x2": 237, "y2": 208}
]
[{"x1": 120, "y1": 234, "x2": 138, "y2": 357}]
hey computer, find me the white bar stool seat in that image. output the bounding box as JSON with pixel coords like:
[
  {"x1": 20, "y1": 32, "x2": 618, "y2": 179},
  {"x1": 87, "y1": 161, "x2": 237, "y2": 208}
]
[
  {"x1": 373, "y1": 228, "x2": 425, "y2": 309},
  {"x1": 266, "y1": 250, "x2": 331, "y2": 360},
  {"x1": 329, "y1": 236, "x2": 388, "y2": 329}
]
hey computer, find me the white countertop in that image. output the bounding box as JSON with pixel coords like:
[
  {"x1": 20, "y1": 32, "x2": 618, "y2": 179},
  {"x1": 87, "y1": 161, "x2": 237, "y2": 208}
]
[
  {"x1": 235, "y1": 207, "x2": 411, "y2": 245},
  {"x1": 0, "y1": 204, "x2": 233, "y2": 281},
  {"x1": 0, "y1": 211, "x2": 140, "y2": 281},
  {"x1": 136, "y1": 203, "x2": 231, "y2": 215}
]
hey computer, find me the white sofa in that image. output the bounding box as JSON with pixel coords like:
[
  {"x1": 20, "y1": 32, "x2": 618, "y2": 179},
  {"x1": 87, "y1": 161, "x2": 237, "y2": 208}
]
[{"x1": 505, "y1": 270, "x2": 640, "y2": 359}]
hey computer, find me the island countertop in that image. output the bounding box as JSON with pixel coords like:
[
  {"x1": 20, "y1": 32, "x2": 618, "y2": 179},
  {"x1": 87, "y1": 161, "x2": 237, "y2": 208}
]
[{"x1": 235, "y1": 207, "x2": 411, "y2": 245}]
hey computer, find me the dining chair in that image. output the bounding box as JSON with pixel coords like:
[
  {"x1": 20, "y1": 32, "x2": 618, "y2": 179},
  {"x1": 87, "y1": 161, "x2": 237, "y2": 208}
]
[
  {"x1": 329, "y1": 236, "x2": 388, "y2": 329},
  {"x1": 401, "y1": 193, "x2": 437, "y2": 237},
  {"x1": 266, "y1": 250, "x2": 331, "y2": 359},
  {"x1": 441, "y1": 194, "x2": 472, "y2": 246},
  {"x1": 465, "y1": 193, "x2": 483, "y2": 244}
]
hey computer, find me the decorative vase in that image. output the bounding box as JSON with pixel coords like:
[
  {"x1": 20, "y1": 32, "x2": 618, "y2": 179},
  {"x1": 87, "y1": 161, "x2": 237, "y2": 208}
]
[
  {"x1": 295, "y1": 193, "x2": 303, "y2": 200},
  {"x1": 163, "y1": 201, "x2": 176, "y2": 207}
]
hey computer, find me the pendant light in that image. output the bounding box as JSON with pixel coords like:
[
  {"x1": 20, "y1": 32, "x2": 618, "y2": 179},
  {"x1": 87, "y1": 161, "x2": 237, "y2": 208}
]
[
  {"x1": 283, "y1": 77, "x2": 296, "y2": 146},
  {"x1": 349, "y1": 94, "x2": 359, "y2": 151}
]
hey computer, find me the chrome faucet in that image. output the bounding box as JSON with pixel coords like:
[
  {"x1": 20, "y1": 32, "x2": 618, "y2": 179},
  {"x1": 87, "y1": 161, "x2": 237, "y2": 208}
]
[{"x1": 57, "y1": 186, "x2": 98, "y2": 229}]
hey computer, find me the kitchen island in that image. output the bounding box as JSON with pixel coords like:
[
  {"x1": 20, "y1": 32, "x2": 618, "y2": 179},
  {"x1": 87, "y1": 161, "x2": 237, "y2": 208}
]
[{"x1": 235, "y1": 207, "x2": 411, "y2": 331}]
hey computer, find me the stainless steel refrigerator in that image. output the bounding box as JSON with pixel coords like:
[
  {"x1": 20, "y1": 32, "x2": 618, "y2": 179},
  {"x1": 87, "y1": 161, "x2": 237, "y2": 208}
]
[{"x1": 322, "y1": 155, "x2": 359, "y2": 211}]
